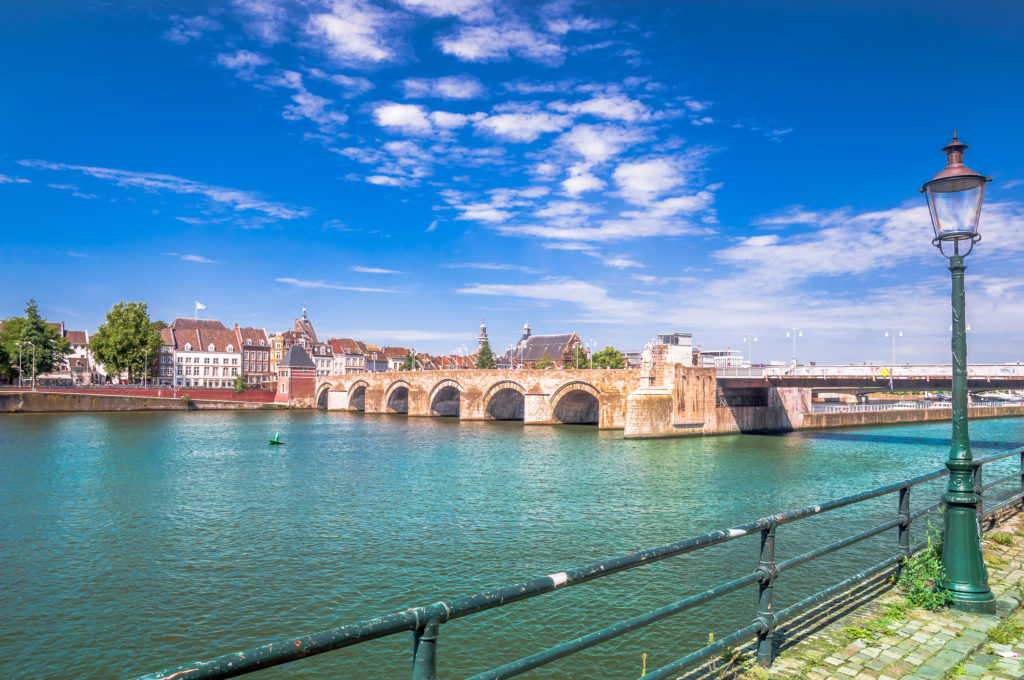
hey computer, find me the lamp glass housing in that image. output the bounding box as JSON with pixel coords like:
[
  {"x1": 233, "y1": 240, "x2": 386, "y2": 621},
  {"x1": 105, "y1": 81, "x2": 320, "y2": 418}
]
[{"x1": 924, "y1": 175, "x2": 986, "y2": 242}]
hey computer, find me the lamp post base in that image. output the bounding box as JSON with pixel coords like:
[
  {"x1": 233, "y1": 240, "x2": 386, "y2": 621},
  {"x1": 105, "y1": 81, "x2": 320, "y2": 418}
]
[{"x1": 942, "y1": 502, "x2": 995, "y2": 615}]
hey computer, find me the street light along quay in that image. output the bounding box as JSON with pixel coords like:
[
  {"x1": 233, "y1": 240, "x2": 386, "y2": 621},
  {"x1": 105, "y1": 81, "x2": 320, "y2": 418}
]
[
  {"x1": 743, "y1": 332, "x2": 758, "y2": 365},
  {"x1": 921, "y1": 132, "x2": 995, "y2": 613},
  {"x1": 785, "y1": 328, "x2": 802, "y2": 364},
  {"x1": 884, "y1": 327, "x2": 903, "y2": 365}
]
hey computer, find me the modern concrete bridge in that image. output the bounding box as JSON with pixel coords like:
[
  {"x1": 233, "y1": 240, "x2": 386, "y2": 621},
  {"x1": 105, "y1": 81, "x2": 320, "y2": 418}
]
[{"x1": 717, "y1": 363, "x2": 1024, "y2": 391}]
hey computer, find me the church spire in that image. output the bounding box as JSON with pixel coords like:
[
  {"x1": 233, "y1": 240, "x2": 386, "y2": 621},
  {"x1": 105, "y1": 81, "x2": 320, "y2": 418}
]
[{"x1": 478, "y1": 316, "x2": 489, "y2": 350}]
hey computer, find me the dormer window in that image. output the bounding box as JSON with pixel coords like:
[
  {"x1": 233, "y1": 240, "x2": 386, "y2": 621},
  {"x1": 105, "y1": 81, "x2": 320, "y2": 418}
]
[
  {"x1": 226, "y1": 344, "x2": 234, "y2": 352},
  {"x1": 185, "y1": 343, "x2": 192, "y2": 351},
  {"x1": 260, "y1": 340, "x2": 265, "y2": 346},
  {"x1": 245, "y1": 338, "x2": 251, "y2": 345},
  {"x1": 208, "y1": 343, "x2": 215, "y2": 352}
]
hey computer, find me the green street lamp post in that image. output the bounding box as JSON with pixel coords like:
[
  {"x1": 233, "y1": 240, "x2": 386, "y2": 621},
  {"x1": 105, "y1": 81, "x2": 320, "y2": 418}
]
[{"x1": 921, "y1": 132, "x2": 995, "y2": 613}]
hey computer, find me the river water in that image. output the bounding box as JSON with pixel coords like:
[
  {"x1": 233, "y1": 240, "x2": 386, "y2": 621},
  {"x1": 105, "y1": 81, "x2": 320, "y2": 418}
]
[{"x1": 2, "y1": 412, "x2": 1023, "y2": 679}]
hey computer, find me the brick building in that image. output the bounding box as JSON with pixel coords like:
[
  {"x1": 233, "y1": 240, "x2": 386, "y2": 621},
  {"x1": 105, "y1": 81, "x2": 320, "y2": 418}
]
[{"x1": 275, "y1": 345, "x2": 316, "y2": 405}]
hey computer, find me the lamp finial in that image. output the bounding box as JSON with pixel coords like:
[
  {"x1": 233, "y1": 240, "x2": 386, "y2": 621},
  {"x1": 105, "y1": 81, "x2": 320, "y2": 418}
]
[{"x1": 953, "y1": 129, "x2": 958, "y2": 142}]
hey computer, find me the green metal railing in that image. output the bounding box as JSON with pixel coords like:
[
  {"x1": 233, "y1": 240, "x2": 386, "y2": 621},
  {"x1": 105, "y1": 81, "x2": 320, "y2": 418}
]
[{"x1": 134, "y1": 446, "x2": 1024, "y2": 680}]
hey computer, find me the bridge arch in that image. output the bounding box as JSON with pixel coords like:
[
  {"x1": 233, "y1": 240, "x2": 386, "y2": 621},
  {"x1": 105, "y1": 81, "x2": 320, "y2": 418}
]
[
  {"x1": 550, "y1": 380, "x2": 600, "y2": 425},
  {"x1": 315, "y1": 381, "x2": 334, "y2": 409},
  {"x1": 483, "y1": 380, "x2": 526, "y2": 421},
  {"x1": 347, "y1": 379, "x2": 370, "y2": 411},
  {"x1": 429, "y1": 379, "x2": 462, "y2": 417},
  {"x1": 384, "y1": 379, "x2": 411, "y2": 414}
]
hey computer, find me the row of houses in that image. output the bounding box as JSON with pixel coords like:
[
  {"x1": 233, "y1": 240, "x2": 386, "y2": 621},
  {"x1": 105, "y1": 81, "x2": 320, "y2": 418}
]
[{"x1": 7, "y1": 305, "x2": 672, "y2": 389}]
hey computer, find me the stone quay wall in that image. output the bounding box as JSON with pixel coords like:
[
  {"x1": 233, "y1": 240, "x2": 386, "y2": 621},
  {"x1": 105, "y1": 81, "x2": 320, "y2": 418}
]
[{"x1": 0, "y1": 391, "x2": 277, "y2": 413}]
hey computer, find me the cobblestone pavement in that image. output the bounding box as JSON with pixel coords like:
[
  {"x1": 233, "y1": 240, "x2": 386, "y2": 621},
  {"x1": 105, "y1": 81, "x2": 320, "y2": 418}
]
[{"x1": 682, "y1": 510, "x2": 1024, "y2": 680}]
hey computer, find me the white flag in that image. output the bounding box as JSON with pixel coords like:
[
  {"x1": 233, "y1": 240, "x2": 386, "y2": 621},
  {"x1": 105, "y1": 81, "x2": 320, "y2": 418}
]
[{"x1": 195, "y1": 301, "x2": 206, "y2": 310}]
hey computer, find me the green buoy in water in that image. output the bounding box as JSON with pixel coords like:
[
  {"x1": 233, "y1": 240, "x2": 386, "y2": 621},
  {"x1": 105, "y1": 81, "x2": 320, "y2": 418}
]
[{"x1": 268, "y1": 431, "x2": 283, "y2": 445}]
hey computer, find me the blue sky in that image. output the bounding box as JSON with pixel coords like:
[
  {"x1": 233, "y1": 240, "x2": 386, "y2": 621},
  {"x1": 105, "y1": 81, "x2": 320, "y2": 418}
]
[{"x1": 2, "y1": 0, "x2": 1024, "y2": 363}]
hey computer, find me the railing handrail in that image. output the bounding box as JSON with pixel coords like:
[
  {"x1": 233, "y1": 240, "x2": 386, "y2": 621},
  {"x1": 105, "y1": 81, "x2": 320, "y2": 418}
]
[{"x1": 133, "y1": 445, "x2": 1024, "y2": 680}]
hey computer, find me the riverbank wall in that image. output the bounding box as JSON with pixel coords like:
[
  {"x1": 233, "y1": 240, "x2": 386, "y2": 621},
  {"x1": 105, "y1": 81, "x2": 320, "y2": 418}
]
[
  {"x1": 0, "y1": 391, "x2": 279, "y2": 413},
  {"x1": 800, "y1": 403, "x2": 1024, "y2": 430}
]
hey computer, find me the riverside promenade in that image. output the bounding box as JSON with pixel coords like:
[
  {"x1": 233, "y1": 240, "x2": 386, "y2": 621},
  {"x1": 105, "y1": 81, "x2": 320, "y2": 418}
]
[{"x1": 688, "y1": 510, "x2": 1024, "y2": 680}]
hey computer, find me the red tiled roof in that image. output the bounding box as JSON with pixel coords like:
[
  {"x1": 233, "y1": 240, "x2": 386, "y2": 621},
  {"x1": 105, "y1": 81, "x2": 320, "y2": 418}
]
[
  {"x1": 382, "y1": 346, "x2": 410, "y2": 359},
  {"x1": 159, "y1": 328, "x2": 174, "y2": 346},
  {"x1": 234, "y1": 325, "x2": 269, "y2": 347},
  {"x1": 65, "y1": 330, "x2": 87, "y2": 344}
]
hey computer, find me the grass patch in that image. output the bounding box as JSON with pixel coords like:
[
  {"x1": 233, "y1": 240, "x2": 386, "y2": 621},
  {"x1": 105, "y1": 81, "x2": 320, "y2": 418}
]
[
  {"x1": 988, "y1": 617, "x2": 1024, "y2": 645},
  {"x1": 987, "y1": 532, "x2": 1015, "y2": 546},
  {"x1": 986, "y1": 554, "x2": 1009, "y2": 568},
  {"x1": 898, "y1": 525, "x2": 954, "y2": 610}
]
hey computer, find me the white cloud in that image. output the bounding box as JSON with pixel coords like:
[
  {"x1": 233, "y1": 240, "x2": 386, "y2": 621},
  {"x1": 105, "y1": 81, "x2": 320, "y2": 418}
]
[
  {"x1": 430, "y1": 111, "x2": 469, "y2": 129},
  {"x1": 276, "y1": 277, "x2": 397, "y2": 293},
  {"x1": 365, "y1": 175, "x2": 404, "y2": 186},
  {"x1": 613, "y1": 158, "x2": 685, "y2": 204},
  {"x1": 691, "y1": 116, "x2": 714, "y2": 126},
  {"x1": 20, "y1": 160, "x2": 310, "y2": 220},
  {"x1": 441, "y1": 262, "x2": 542, "y2": 273},
  {"x1": 307, "y1": 67, "x2": 374, "y2": 97},
  {"x1": 164, "y1": 14, "x2": 223, "y2": 44},
  {"x1": 601, "y1": 255, "x2": 644, "y2": 269},
  {"x1": 307, "y1": 0, "x2": 400, "y2": 65},
  {"x1": 353, "y1": 266, "x2": 404, "y2": 274},
  {"x1": 458, "y1": 277, "x2": 653, "y2": 323},
  {"x1": 439, "y1": 24, "x2": 564, "y2": 64},
  {"x1": 0, "y1": 174, "x2": 30, "y2": 184},
  {"x1": 216, "y1": 50, "x2": 271, "y2": 80},
  {"x1": 395, "y1": 0, "x2": 493, "y2": 19},
  {"x1": 426, "y1": 219, "x2": 438, "y2": 232},
  {"x1": 181, "y1": 254, "x2": 218, "y2": 264},
  {"x1": 562, "y1": 171, "x2": 603, "y2": 195},
  {"x1": 272, "y1": 71, "x2": 348, "y2": 128},
  {"x1": 400, "y1": 75, "x2": 486, "y2": 100},
  {"x1": 67, "y1": 251, "x2": 87, "y2": 258},
  {"x1": 347, "y1": 329, "x2": 471, "y2": 341},
  {"x1": 475, "y1": 108, "x2": 571, "y2": 142},
  {"x1": 556, "y1": 94, "x2": 649, "y2": 122},
  {"x1": 233, "y1": 0, "x2": 289, "y2": 44},
  {"x1": 556, "y1": 124, "x2": 643, "y2": 163},
  {"x1": 374, "y1": 102, "x2": 433, "y2": 135}
]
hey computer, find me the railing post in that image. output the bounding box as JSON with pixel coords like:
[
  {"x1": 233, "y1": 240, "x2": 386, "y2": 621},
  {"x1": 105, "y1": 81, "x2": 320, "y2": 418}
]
[
  {"x1": 412, "y1": 618, "x2": 440, "y2": 680},
  {"x1": 897, "y1": 485, "x2": 911, "y2": 579},
  {"x1": 755, "y1": 522, "x2": 778, "y2": 667},
  {"x1": 1019, "y1": 451, "x2": 1024, "y2": 509},
  {"x1": 973, "y1": 461, "x2": 985, "y2": 530}
]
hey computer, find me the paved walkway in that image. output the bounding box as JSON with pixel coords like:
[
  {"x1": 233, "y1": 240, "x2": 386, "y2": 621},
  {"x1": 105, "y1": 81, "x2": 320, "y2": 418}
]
[{"x1": 686, "y1": 510, "x2": 1024, "y2": 680}]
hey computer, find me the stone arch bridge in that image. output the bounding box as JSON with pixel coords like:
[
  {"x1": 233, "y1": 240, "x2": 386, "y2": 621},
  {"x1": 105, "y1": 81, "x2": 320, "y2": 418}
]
[{"x1": 316, "y1": 369, "x2": 648, "y2": 428}]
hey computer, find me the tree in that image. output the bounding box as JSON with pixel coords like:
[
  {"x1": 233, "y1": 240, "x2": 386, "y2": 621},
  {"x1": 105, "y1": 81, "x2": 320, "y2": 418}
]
[
  {"x1": 0, "y1": 299, "x2": 70, "y2": 382},
  {"x1": 592, "y1": 346, "x2": 625, "y2": 369},
  {"x1": 475, "y1": 341, "x2": 497, "y2": 369},
  {"x1": 152, "y1": 320, "x2": 168, "y2": 331},
  {"x1": 534, "y1": 351, "x2": 554, "y2": 369},
  {"x1": 89, "y1": 302, "x2": 163, "y2": 383},
  {"x1": 571, "y1": 345, "x2": 587, "y2": 369},
  {"x1": 233, "y1": 372, "x2": 247, "y2": 394},
  {"x1": 399, "y1": 349, "x2": 417, "y2": 371}
]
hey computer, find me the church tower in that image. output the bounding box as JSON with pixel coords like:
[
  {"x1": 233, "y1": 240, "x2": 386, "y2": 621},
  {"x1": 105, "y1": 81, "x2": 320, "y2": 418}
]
[{"x1": 478, "y1": 316, "x2": 489, "y2": 351}]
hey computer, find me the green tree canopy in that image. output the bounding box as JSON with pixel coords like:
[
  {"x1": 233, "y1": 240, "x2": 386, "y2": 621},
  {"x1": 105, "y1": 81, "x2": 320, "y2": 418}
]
[
  {"x1": 570, "y1": 344, "x2": 587, "y2": 369},
  {"x1": 152, "y1": 320, "x2": 169, "y2": 330},
  {"x1": 399, "y1": 349, "x2": 417, "y2": 371},
  {"x1": 533, "y1": 351, "x2": 554, "y2": 369},
  {"x1": 233, "y1": 372, "x2": 247, "y2": 394},
  {"x1": 0, "y1": 299, "x2": 70, "y2": 382},
  {"x1": 475, "y1": 341, "x2": 497, "y2": 369},
  {"x1": 592, "y1": 346, "x2": 625, "y2": 369},
  {"x1": 88, "y1": 301, "x2": 163, "y2": 383}
]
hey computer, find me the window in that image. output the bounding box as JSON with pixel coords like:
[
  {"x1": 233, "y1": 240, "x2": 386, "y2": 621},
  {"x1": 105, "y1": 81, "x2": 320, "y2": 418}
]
[
  {"x1": 260, "y1": 340, "x2": 265, "y2": 346},
  {"x1": 203, "y1": 366, "x2": 209, "y2": 376},
  {"x1": 244, "y1": 351, "x2": 249, "y2": 360},
  {"x1": 245, "y1": 338, "x2": 252, "y2": 345},
  {"x1": 213, "y1": 358, "x2": 219, "y2": 364},
  {"x1": 233, "y1": 358, "x2": 238, "y2": 365},
  {"x1": 204, "y1": 357, "x2": 210, "y2": 364},
  {"x1": 208, "y1": 344, "x2": 215, "y2": 352},
  {"x1": 213, "y1": 367, "x2": 219, "y2": 377},
  {"x1": 226, "y1": 344, "x2": 234, "y2": 352},
  {"x1": 176, "y1": 367, "x2": 182, "y2": 376},
  {"x1": 185, "y1": 343, "x2": 192, "y2": 351}
]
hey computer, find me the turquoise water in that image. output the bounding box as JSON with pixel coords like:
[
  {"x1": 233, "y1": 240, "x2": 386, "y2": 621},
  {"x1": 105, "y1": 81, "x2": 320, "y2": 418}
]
[{"x1": 1, "y1": 412, "x2": 1022, "y2": 679}]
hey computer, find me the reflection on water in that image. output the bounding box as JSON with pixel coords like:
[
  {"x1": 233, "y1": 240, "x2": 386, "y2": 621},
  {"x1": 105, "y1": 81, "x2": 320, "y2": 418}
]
[{"x1": 1, "y1": 412, "x2": 1023, "y2": 679}]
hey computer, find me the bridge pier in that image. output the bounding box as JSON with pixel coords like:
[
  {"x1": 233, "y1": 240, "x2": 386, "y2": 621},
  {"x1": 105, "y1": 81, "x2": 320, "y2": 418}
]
[
  {"x1": 326, "y1": 389, "x2": 349, "y2": 410},
  {"x1": 523, "y1": 393, "x2": 555, "y2": 425}
]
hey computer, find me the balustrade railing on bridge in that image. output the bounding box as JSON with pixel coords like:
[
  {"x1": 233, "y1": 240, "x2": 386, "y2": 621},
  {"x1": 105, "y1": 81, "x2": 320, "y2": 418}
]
[{"x1": 134, "y1": 447, "x2": 1024, "y2": 680}]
